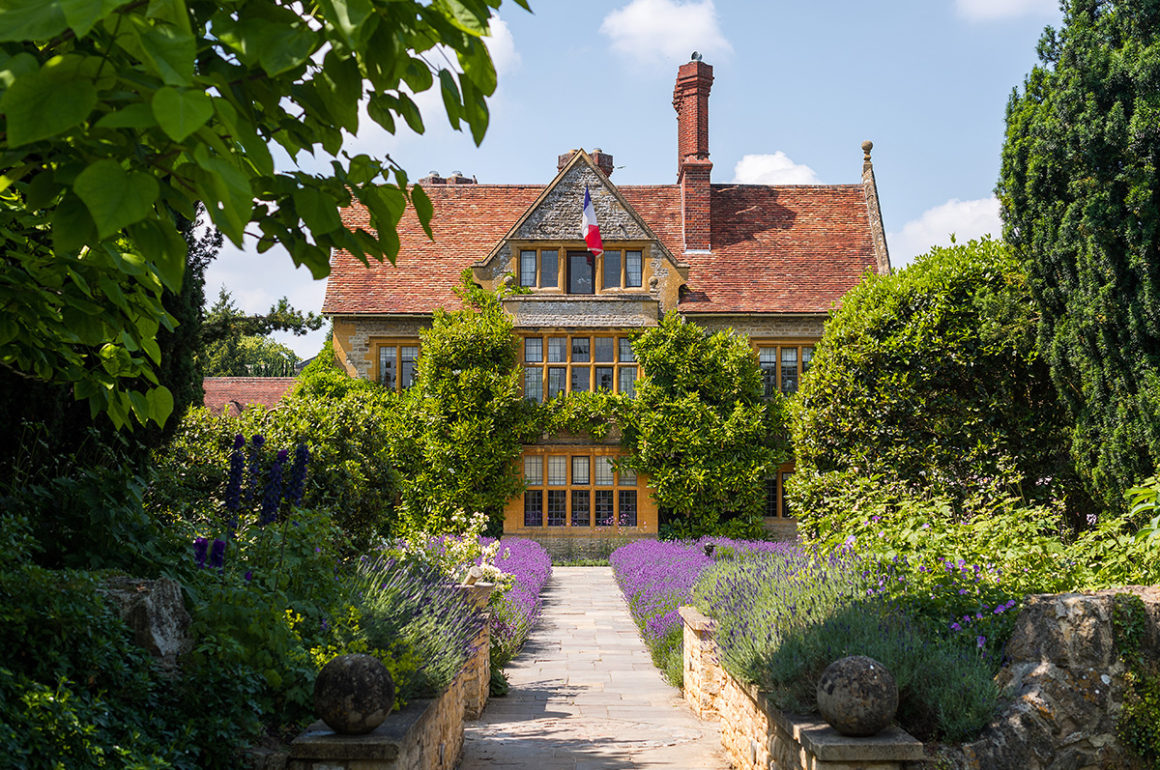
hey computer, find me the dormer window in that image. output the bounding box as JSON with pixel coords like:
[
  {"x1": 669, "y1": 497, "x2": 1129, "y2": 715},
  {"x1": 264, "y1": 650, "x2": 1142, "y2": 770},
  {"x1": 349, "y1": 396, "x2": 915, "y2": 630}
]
[{"x1": 515, "y1": 246, "x2": 645, "y2": 293}]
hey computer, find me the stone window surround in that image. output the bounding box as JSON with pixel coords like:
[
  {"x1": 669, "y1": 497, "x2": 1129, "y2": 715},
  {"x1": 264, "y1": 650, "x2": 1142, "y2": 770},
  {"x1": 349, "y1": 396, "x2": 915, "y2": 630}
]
[{"x1": 513, "y1": 241, "x2": 650, "y2": 294}]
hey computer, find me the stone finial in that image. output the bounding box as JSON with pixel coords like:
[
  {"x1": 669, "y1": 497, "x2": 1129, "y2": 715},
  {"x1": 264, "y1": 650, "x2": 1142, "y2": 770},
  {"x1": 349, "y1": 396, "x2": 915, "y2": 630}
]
[{"x1": 862, "y1": 140, "x2": 873, "y2": 162}]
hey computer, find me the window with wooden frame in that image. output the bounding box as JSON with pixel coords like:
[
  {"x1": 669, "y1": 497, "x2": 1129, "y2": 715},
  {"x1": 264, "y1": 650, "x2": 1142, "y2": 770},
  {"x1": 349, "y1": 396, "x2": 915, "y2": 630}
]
[
  {"x1": 515, "y1": 246, "x2": 645, "y2": 294},
  {"x1": 374, "y1": 340, "x2": 421, "y2": 392},
  {"x1": 754, "y1": 343, "x2": 815, "y2": 396},
  {"x1": 522, "y1": 332, "x2": 637, "y2": 401},
  {"x1": 522, "y1": 451, "x2": 643, "y2": 529},
  {"x1": 764, "y1": 465, "x2": 796, "y2": 519}
]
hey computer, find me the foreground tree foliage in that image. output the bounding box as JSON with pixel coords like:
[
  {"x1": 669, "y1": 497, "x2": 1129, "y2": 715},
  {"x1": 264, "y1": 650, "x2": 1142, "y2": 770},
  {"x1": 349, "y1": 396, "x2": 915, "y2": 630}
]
[
  {"x1": 998, "y1": 0, "x2": 1160, "y2": 511},
  {"x1": 0, "y1": 0, "x2": 526, "y2": 428},
  {"x1": 790, "y1": 238, "x2": 1090, "y2": 534},
  {"x1": 621, "y1": 313, "x2": 787, "y2": 538}
]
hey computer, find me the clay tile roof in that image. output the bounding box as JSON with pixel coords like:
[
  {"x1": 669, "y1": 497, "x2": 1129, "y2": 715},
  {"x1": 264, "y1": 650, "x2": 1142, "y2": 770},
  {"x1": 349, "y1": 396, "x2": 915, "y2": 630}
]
[
  {"x1": 323, "y1": 182, "x2": 877, "y2": 316},
  {"x1": 202, "y1": 377, "x2": 297, "y2": 416}
]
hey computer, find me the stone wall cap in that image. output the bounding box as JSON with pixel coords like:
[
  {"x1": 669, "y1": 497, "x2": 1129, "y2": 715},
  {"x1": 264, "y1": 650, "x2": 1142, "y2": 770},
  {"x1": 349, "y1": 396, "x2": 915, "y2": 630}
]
[
  {"x1": 290, "y1": 697, "x2": 433, "y2": 761},
  {"x1": 795, "y1": 718, "x2": 924, "y2": 761},
  {"x1": 678, "y1": 605, "x2": 717, "y2": 632}
]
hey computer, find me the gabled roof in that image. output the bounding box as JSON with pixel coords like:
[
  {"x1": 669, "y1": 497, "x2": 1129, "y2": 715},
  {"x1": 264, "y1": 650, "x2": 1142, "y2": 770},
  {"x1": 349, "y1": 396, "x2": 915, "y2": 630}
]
[
  {"x1": 203, "y1": 377, "x2": 296, "y2": 415},
  {"x1": 323, "y1": 180, "x2": 879, "y2": 316}
]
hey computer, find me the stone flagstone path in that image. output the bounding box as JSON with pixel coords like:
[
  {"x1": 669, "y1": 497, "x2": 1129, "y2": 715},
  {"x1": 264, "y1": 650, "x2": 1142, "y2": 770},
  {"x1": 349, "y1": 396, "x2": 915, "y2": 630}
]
[{"x1": 459, "y1": 566, "x2": 727, "y2": 769}]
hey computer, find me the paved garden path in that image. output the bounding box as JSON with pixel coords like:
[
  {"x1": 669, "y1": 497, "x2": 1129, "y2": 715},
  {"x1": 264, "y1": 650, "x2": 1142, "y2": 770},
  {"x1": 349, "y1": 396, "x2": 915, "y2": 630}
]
[{"x1": 459, "y1": 566, "x2": 727, "y2": 769}]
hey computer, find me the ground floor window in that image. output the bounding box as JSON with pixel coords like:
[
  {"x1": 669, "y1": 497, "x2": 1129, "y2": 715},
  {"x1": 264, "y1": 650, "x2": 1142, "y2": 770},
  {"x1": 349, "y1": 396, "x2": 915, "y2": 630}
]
[
  {"x1": 521, "y1": 450, "x2": 644, "y2": 529},
  {"x1": 765, "y1": 465, "x2": 795, "y2": 519},
  {"x1": 373, "y1": 339, "x2": 421, "y2": 391}
]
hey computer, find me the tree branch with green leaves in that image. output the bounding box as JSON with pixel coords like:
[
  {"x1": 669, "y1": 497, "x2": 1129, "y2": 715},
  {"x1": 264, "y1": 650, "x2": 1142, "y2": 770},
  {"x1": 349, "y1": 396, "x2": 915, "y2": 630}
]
[{"x1": 0, "y1": 0, "x2": 529, "y2": 428}]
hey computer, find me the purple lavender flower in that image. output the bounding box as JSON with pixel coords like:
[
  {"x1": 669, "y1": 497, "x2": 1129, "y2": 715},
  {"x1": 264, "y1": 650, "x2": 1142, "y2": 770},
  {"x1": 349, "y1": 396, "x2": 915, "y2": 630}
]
[
  {"x1": 209, "y1": 538, "x2": 227, "y2": 569},
  {"x1": 951, "y1": 622, "x2": 962, "y2": 631},
  {"x1": 977, "y1": 635, "x2": 986, "y2": 649},
  {"x1": 193, "y1": 537, "x2": 208, "y2": 568}
]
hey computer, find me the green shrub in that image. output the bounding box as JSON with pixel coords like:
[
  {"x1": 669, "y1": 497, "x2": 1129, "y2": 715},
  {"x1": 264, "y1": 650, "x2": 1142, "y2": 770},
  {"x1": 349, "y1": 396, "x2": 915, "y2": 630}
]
[
  {"x1": 388, "y1": 276, "x2": 539, "y2": 533},
  {"x1": 620, "y1": 313, "x2": 788, "y2": 538},
  {"x1": 790, "y1": 237, "x2": 1091, "y2": 535},
  {"x1": 152, "y1": 388, "x2": 402, "y2": 550}
]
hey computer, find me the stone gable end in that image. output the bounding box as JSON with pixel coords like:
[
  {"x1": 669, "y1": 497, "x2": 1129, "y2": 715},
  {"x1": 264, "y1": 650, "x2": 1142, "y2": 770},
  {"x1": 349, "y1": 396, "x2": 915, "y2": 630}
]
[{"x1": 514, "y1": 164, "x2": 650, "y2": 243}]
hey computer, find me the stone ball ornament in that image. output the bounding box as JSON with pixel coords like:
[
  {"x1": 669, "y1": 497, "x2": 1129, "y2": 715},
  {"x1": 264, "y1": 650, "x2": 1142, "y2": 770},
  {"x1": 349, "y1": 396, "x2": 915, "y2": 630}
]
[
  {"x1": 314, "y1": 654, "x2": 395, "y2": 735},
  {"x1": 816, "y1": 655, "x2": 898, "y2": 737}
]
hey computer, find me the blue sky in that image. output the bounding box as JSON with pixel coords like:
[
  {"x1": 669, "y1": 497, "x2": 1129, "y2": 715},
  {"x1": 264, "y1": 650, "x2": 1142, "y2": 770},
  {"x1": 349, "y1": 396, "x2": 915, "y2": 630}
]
[{"x1": 205, "y1": 0, "x2": 1064, "y2": 359}]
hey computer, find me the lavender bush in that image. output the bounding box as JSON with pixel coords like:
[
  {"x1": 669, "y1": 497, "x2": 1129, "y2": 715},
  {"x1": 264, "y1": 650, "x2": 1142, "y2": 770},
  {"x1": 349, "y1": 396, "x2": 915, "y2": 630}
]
[
  {"x1": 694, "y1": 550, "x2": 1002, "y2": 742},
  {"x1": 610, "y1": 538, "x2": 794, "y2": 685},
  {"x1": 488, "y1": 538, "x2": 552, "y2": 670},
  {"x1": 350, "y1": 555, "x2": 486, "y2": 700}
]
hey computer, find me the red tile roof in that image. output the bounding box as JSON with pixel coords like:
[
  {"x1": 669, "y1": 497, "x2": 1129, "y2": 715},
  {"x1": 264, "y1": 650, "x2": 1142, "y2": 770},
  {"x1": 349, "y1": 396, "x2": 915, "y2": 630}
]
[
  {"x1": 202, "y1": 377, "x2": 297, "y2": 416},
  {"x1": 323, "y1": 182, "x2": 877, "y2": 316}
]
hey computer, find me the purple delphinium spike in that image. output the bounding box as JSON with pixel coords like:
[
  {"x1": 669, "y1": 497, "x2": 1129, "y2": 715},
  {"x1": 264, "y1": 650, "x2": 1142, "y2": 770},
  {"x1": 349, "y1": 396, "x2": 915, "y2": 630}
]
[
  {"x1": 225, "y1": 436, "x2": 245, "y2": 527},
  {"x1": 286, "y1": 443, "x2": 309, "y2": 506},
  {"x1": 193, "y1": 537, "x2": 209, "y2": 568},
  {"x1": 245, "y1": 434, "x2": 266, "y2": 504},
  {"x1": 259, "y1": 449, "x2": 287, "y2": 525},
  {"x1": 209, "y1": 538, "x2": 227, "y2": 569}
]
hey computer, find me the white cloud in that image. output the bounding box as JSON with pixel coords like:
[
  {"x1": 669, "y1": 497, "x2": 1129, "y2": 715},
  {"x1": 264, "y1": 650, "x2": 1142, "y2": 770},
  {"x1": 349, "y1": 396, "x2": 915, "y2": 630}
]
[
  {"x1": 955, "y1": 0, "x2": 1057, "y2": 21},
  {"x1": 887, "y1": 197, "x2": 1002, "y2": 267},
  {"x1": 485, "y1": 16, "x2": 520, "y2": 76},
  {"x1": 732, "y1": 152, "x2": 820, "y2": 185},
  {"x1": 600, "y1": 0, "x2": 731, "y2": 66}
]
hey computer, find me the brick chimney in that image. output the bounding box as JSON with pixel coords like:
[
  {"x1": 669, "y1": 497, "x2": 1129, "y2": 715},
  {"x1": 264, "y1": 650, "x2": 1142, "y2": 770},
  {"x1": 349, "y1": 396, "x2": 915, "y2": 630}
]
[{"x1": 673, "y1": 57, "x2": 713, "y2": 252}]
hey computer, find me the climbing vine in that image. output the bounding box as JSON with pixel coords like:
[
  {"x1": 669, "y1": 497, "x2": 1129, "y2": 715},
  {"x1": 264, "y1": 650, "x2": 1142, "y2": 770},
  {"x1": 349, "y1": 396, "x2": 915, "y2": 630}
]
[{"x1": 1112, "y1": 592, "x2": 1160, "y2": 765}]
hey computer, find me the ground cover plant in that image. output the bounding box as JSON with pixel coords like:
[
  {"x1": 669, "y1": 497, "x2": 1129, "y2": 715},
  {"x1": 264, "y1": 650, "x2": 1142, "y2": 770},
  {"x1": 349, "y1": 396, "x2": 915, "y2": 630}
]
[{"x1": 609, "y1": 538, "x2": 795, "y2": 686}]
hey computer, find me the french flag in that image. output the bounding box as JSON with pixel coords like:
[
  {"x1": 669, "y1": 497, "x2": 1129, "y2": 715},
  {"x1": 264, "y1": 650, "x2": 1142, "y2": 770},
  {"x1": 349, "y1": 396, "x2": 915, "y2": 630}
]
[{"x1": 581, "y1": 184, "x2": 603, "y2": 259}]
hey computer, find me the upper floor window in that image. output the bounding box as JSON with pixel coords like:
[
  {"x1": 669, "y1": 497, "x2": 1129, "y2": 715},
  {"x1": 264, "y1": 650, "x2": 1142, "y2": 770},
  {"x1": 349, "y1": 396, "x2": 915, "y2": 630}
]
[
  {"x1": 523, "y1": 333, "x2": 637, "y2": 401},
  {"x1": 756, "y1": 344, "x2": 814, "y2": 396},
  {"x1": 516, "y1": 246, "x2": 644, "y2": 294}
]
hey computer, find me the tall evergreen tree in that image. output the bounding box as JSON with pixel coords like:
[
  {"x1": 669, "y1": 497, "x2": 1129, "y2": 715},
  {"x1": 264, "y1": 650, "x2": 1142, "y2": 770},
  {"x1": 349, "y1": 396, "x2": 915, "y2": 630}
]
[{"x1": 998, "y1": 0, "x2": 1160, "y2": 511}]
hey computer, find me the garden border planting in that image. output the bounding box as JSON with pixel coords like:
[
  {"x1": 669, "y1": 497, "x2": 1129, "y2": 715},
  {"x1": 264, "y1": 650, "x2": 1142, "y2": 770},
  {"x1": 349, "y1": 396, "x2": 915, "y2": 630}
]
[
  {"x1": 679, "y1": 606, "x2": 924, "y2": 770},
  {"x1": 286, "y1": 609, "x2": 490, "y2": 770}
]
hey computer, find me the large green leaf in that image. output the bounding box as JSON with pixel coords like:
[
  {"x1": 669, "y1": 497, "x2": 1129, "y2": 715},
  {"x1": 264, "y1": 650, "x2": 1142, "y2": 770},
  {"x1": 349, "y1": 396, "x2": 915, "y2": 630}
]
[
  {"x1": 316, "y1": 0, "x2": 374, "y2": 47},
  {"x1": 437, "y1": 0, "x2": 490, "y2": 35},
  {"x1": 0, "y1": 57, "x2": 97, "y2": 146},
  {"x1": 151, "y1": 86, "x2": 212, "y2": 141},
  {"x1": 126, "y1": 13, "x2": 194, "y2": 86},
  {"x1": 293, "y1": 185, "x2": 343, "y2": 235},
  {"x1": 73, "y1": 159, "x2": 160, "y2": 239}
]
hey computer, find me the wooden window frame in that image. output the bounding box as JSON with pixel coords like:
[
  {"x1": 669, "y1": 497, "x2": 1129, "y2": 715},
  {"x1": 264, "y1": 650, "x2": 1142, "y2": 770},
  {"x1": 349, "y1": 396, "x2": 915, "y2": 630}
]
[
  {"x1": 764, "y1": 462, "x2": 796, "y2": 520},
  {"x1": 521, "y1": 331, "x2": 638, "y2": 400},
  {"x1": 752, "y1": 340, "x2": 817, "y2": 397},
  {"x1": 520, "y1": 447, "x2": 645, "y2": 531},
  {"x1": 372, "y1": 338, "x2": 421, "y2": 392},
  {"x1": 510, "y1": 243, "x2": 649, "y2": 295}
]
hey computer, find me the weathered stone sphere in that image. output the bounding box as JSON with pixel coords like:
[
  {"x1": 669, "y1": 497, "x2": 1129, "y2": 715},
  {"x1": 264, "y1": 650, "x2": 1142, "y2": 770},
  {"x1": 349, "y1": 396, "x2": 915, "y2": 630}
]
[
  {"x1": 314, "y1": 654, "x2": 395, "y2": 735},
  {"x1": 816, "y1": 655, "x2": 898, "y2": 737}
]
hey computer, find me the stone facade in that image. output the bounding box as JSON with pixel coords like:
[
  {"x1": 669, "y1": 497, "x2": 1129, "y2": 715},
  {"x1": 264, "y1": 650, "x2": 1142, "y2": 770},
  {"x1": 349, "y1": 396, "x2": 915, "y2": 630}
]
[
  {"x1": 332, "y1": 316, "x2": 430, "y2": 380},
  {"x1": 98, "y1": 576, "x2": 192, "y2": 674},
  {"x1": 501, "y1": 294, "x2": 659, "y2": 329},
  {"x1": 692, "y1": 314, "x2": 827, "y2": 340}
]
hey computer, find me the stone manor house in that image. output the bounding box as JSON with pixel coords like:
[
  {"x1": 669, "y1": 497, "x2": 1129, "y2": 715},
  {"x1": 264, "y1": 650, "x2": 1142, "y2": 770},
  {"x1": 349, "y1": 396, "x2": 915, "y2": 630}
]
[{"x1": 323, "y1": 59, "x2": 890, "y2": 549}]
